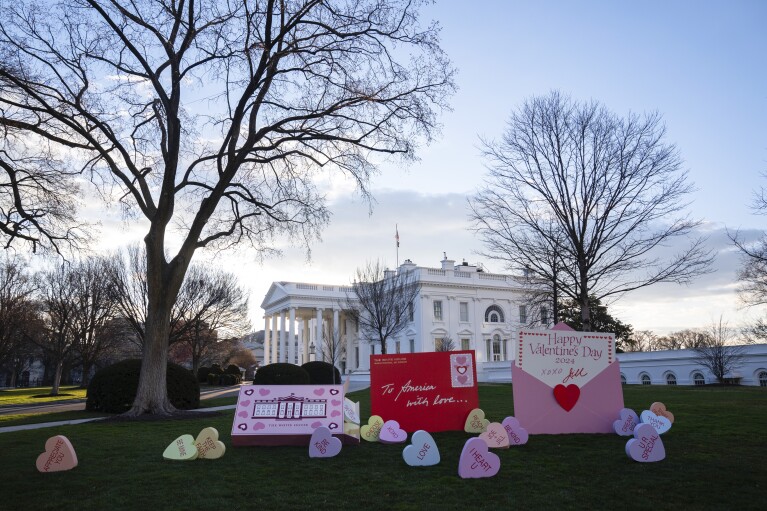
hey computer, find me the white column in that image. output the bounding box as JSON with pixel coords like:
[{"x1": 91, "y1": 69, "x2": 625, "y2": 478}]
[
  {"x1": 315, "y1": 308, "x2": 324, "y2": 362},
  {"x1": 288, "y1": 307, "x2": 296, "y2": 365},
  {"x1": 271, "y1": 315, "x2": 279, "y2": 364},
  {"x1": 332, "y1": 308, "x2": 339, "y2": 366},
  {"x1": 279, "y1": 310, "x2": 287, "y2": 363},
  {"x1": 264, "y1": 315, "x2": 271, "y2": 365},
  {"x1": 360, "y1": 340, "x2": 370, "y2": 370},
  {"x1": 303, "y1": 317, "x2": 310, "y2": 364},
  {"x1": 345, "y1": 317, "x2": 353, "y2": 374}
]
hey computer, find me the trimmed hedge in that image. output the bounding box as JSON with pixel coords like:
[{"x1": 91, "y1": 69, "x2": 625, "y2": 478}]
[
  {"x1": 86, "y1": 359, "x2": 200, "y2": 413},
  {"x1": 301, "y1": 361, "x2": 342, "y2": 384},
  {"x1": 252, "y1": 363, "x2": 311, "y2": 385},
  {"x1": 197, "y1": 366, "x2": 211, "y2": 382},
  {"x1": 225, "y1": 364, "x2": 242, "y2": 376},
  {"x1": 207, "y1": 373, "x2": 241, "y2": 386}
]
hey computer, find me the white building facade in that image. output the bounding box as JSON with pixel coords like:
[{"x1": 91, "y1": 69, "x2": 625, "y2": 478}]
[{"x1": 260, "y1": 256, "x2": 541, "y2": 381}]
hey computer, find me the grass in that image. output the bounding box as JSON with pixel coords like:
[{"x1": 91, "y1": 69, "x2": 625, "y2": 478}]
[
  {"x1": 0, "y1": 384, "x2": 764, "y2": 510},
  {"x1": 0, "y1": 386, "x2": 87, "y2": 406}
]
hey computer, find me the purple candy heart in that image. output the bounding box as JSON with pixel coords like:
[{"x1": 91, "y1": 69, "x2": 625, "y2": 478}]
[
  {"x1": 308, "y1": 427, "x2": 342, "y2": 458},
  {"x1": 501, "y1": 416, "x2": 529, "y2": 446},
  {"x1": 458, "y1": 438, "x2": 500, "y2": 478},
  {"x1": 626, "y1": 423, "x2": 665, "y2": 462},
  {"x1": 613, "y1": 408, "x2": 640, "y2": 436},
  {"x1": 378, "y1": 420, "x2": 407, "y2": 444}
]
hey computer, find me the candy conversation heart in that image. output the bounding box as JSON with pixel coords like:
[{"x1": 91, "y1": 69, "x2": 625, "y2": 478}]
[
  {"x1": 379, "y1": 420, "x2": 407, "y2": 444},
  {"x1": 479, "y1": 422, "x2": 510, "y2": 449},
  {"x1": 163, "y1": 434, "x2": 198, "y2": 461},
  {"x1": 613, "y1": 408, "x2": 640, "y2": 437},
  {"x1": 309, "y1": 427, "x2": 342, "y2": 458},
  {"x1": 464, "y1": 408, "x2": 489, "y2": 433},
  {"x1": 501, "y1": 416, "x2": 529, "y2": 446},
  {"x1": 36, "y1": 435, "x2": 78, "y2": 473},
  {"x1": 361, "y1": 415, "x2": 385, "y2": 442},
  {"x1": 194, "y1": 427, "x2": 226, "y2": 460},
  {"x1": 626, "y1": 423, "x2": 665, "y2": 462},
  {"x1": 458, "y1": 438, "x2": 500, "y2": 479},
  {"x1": 650, "y1": 402, "x2": 675, "y2": 423},
  {"x1": 402, "y1": 430, "x2": 440, "y2": 466},
  {"x1": 640, "y1": 410, "x2": 672, "y2": 435}
]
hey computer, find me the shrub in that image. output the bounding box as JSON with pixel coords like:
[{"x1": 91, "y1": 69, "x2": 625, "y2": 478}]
[
  {"x1": 252, "y1": 363, "x2": 311, "y2": 385},
  {"x1": 209, "y1": 364, "x2": 224, "y2": 375},
  {"x1": 86, "y1": 359, "x2": 200, "y2": 413},
  {"x1": 225, "y1": 364, "x2": 242, "y2": 376},
  {"x1": 301, "y1": 361, "x2": 342, "y2": 384},
  {"x1": 197, "y1": 366, "x2": 211, "y2": 382}
]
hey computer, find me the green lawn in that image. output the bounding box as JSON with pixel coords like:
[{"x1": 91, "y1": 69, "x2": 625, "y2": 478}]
[
  {"x1": 0, "y1": 386, "x2": 87, "y2": 406},
  {"x1": 0, "y1": 385, "x2": 764, "y2": 510}
]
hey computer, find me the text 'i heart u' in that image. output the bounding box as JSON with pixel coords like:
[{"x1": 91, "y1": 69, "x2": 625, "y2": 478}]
[
  {"x1": 553, "y1": 384, "x2": 580, "y2": 411},
  {"x1": 402, "y1": 430, "x2": 440, "y2": 466},
  {"x1": 36, "y1": 436, "x2": 78, "y2": 473},
  {"x1": 458, "y1": 438, "x2": 500, "y2": 479}
]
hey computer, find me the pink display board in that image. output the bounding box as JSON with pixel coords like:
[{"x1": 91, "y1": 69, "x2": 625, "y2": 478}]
[
  {"x1": 512, "y1": 323, "x2": 624, "y2": 434},
  {"x1": 231, "y1": 385, "x2": 357, "y2": 446}
]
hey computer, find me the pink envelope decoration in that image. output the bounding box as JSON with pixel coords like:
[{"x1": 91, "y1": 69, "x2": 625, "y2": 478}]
[{"x1": 512, "y1": 323, "x2": 624, "y2": 434}]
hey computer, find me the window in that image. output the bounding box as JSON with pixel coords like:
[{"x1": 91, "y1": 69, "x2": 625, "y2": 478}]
[
  {"x1": 433, "y1": 300, "x2": 443, "y2": 321},
  {"x1": 460, "y1": 302, "x2": 469, "y2": 322},
  {"x1": 620, "y1": 374, "x2": 627, "y2": 385},
  {"x1": 485, "y1": 305, "x2": 504, "y2": 323},
  {"x1": 354, "y1": 346, "x2": 359, "y2": 368},
  {"x1": 370, "y1": 344, "x2": 375, "y2": 355},
  {"x1": 435, "y1": 338, "x2": 447, "y2": 351},
  {"x1": 666, "y1": 373, "x2": 677, "y2": 385},
  {"x1": 693, "y1": 372, "x2": 705, "y2": 386},
  {"x1": 395, "y1": 341, "x2": 401, "y2": 354},
  {"x1": 409, "y1": 339, "x2": 415, "y2": 353},
  {"x1": 519, "y1": 305, "x2": 527, "y2": 324},
  {"x1": 541, "y1": 307, "x2": 549, "y2": 325},
  {"x1": 461, "y1": 338, "x2": 470, "y2": 351},
  {"x1": 641, "y1": 374, "x2": 651, "y2": 385},
  {"x1": 492, "y1": 334, "x2": 503, "y2": 361},
  {"x1": 759, "y1": 371, "x2": 767, "y2": 387},
  {"x1": 408, "y1": 302, "x2": 414, "y2": 322}
]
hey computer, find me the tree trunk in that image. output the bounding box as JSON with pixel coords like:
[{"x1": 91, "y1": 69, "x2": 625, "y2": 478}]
[
  {"x1": 80, "y1": 362, "x2": 92, "y2": 388},
  {"x1": 50, "y1": 361, "x2": 63, "y2": 396},
  {"x1": 579, "y1": 261, "x2": 591, "y2": 332},
  {"x1": 9, "y1": 371, "x2": 17, "y2": 387}
]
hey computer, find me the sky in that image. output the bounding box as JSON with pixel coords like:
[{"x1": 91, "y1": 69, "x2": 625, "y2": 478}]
[{"x1": 87, "y1": 0, "x2": 767, "y2": 336}]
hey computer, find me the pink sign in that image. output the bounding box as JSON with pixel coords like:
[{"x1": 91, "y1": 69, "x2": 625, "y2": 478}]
[
  {"x1": 231, "y1": 385, "x2": 355, "y2": 446},
  {"x1": 511, "y1": 323, "x2": 624, "y2": 434}
]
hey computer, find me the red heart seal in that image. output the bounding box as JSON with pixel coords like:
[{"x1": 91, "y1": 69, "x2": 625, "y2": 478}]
[{"x1": 553, "y1": 384, "x2": 580, "y2": 412}]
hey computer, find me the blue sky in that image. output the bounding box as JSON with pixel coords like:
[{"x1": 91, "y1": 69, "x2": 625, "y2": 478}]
[{"x1": 92, "y1": 1, "x2": 767, "y2": 335}]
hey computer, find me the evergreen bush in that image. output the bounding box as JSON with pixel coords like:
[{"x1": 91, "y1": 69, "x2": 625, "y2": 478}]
[
  {"x1": 252, "y1": 363, "x2": 311, "y2": 385},
  {"x1": 301, "y1": 361, "x2": 342, "y2": 384}
]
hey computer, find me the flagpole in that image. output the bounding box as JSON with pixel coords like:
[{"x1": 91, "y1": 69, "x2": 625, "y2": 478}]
[{"x1": 395, "y1": 224, "x2": 399, "y2": 268}]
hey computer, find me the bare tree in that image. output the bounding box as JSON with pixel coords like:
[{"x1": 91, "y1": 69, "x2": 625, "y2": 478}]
[
  {"x1": 434, "y1": 336, "x2": 456, "y2": 352},
  {"x1": 0, "y1": 0, "x2": 453, "y2": 415},
  {"x1": 693, "y1": 317, "x2": 746, "y2": 384},
  {"x1": 321, "y1": 323, "x2": 344, "y2": 382},
  {"x1": 345, "y1": 260, "x2": 421, "y2": 355},
  {"x1": 470, "y1": 91, "x2": 713, "y2": 332},
  {"x1": 657, "y1": 328, "x2": 712, "y2": 351},
  {"x1": 0, "y1": 254, "x2": 38, "y2": 371},
  {"x1": 625, "y1": 330, "x2": 657, "y2": 352}
]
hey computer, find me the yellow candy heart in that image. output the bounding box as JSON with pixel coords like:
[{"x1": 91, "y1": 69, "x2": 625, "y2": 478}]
[
  {"x1": 163, "y1": 434, "x2": 198, "y2": 461},
  {"x1": 360, "y1": 415, "x2": 384, "y2": 442},
  {"x1": 344, "y1": 422, "x2": 361, "y2": 440},
  {"x1": 464, "y1": 408, "x2": 490, "y2": 433},
  {"x1": 194, "y1": 427, "x2": 226, "y2": 460}
]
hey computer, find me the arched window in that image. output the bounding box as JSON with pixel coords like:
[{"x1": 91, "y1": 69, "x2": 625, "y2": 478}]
[
  {"x1": 759, "y1": 371, "x2": 767, "y2": 387},
  {"x1": 666, "y1": 373, "x2": 677, "y2": 385},
  {"x1": 641, "y1": 374, "x2": 651, "y2": 385},
  {"x1": 693, "y1": 372, "x2": 705, "y2": 386},
  {"x1": 620, "y1": 374, "x2": 627, "y2": 385},
  {"x1": 485, "y1": 305, "x2": 505, "y2": 323}
]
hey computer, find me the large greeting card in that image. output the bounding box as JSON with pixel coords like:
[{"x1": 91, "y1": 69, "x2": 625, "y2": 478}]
[
  {"x1": 512, "y1": 323, "x2": 624, "y2": 434},
  {"x1": 370, "y1": 351, "x2": 479, "y2": 432},
  {"x1": 231, "y1": 385, "x2": 357, "y2": 446}
]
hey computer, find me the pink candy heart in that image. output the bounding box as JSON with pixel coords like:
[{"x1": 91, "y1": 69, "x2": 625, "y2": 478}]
[
  {"x1": 626, "y1": 423, "x2": 665, "y2": 462},
  {"x1": 501, "y1": 416, "x2": 529, "y2": 446},
  {"x1": 613, "y1": 408, "x2": 640, "y2": 437},
  {"x1": 379, "y1": 420, "x2": 407, "y2": 444},
  {"x1": 309, "y1": 427, "x2": 342, "y2": 458},
  {"x1": 479, "y1": 422, "x2": 510, "y2": 449},
  {"x1": 458, "y1": 438, "x2": 500, "y2": 478}
]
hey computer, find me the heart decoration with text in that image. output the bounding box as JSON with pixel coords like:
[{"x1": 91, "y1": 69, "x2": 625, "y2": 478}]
[
  {"x1": 553, "y1": 384, "x2": 580, "y2": 411},
  {"x1": 361, "y1": 415, "x2": 385, "y2": 442},
  {"x1": 309, "y1": 426, "x2": 342, "y2": 458},
  {"x1": 464, "y1": 408, "x2": 489, "y2": 433},
  {"x1": 36, "y1": 435, "x2": 78, "y2": 473},
  {"x1": 479, "y1": 422, "x2": 510, "y2": 449},
  {"x1": 194, "y1": 427, "x2": 226, "y2": 460},
  {"x1": 343, "y1": 398, "x2": 361, "y2": 425},
  {"x1": 650, "y1": 402, "x2": 675, "y2": 423},
  {"x1": 379, "y1": 420, "x2": 407, "y2": 444},
  {"x1": 640, "y1": 410, "x2": 672, "y2": 435},
  {"x1": 501, "y1": 416, "x2": 529, "y2": 446},
  {"x1": 402, "y1": 430, "x2": 440, "y2": 466},
  {"x1": 613, "y1": 408, "x2": 640, "y2": 437},
  {"x1": 458, "y1": 438, "x2": 500, "y2": 479},
  {"x1": 163, "y1": 434, "x2": 198, "y2": 461},
  {"x1": 626, "y1": 423, "x2": 665, "y2": 462}
]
